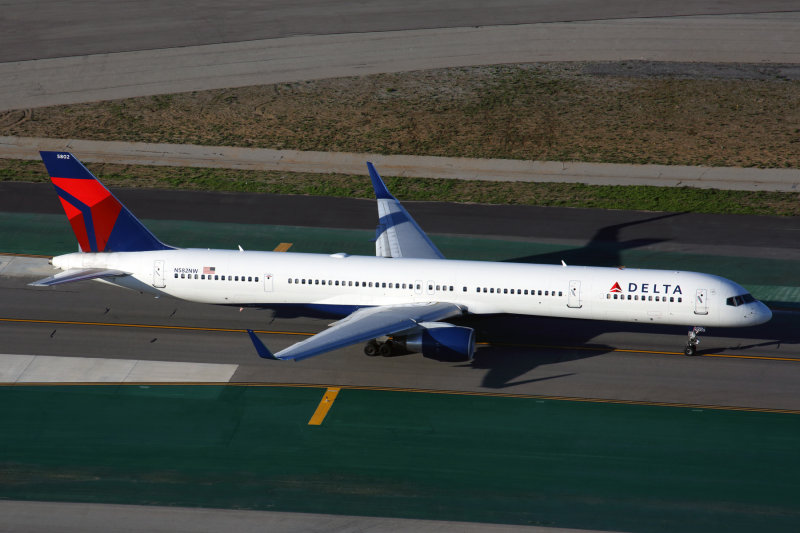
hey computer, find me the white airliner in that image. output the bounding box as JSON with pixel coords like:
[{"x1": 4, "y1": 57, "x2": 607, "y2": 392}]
[{"x1": 32, "y1": 151, "x2": 772, "y2": 360}]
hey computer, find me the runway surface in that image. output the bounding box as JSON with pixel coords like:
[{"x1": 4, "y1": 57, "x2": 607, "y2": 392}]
[
  {"x1": 5, "y1": 0, "x2": 797, "y2": 62},
  {"x1": 2, "y1": 3, "x2": 799, "y2": 110}
]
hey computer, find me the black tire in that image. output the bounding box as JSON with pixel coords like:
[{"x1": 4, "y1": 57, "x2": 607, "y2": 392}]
[
  {"x1": 379, "y1": 341, "x2": 393, "y2": 356},
  {"x1": 364, "y1": 341, "x2": 379, "y2": 356},
  {"x1": 684, "y1": 345, "x2": 696, "y2": 356}
]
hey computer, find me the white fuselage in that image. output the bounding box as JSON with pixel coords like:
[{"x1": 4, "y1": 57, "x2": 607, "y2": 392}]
[{"x1": 52, "y1": 249, "x2": 772, "y2": 328}]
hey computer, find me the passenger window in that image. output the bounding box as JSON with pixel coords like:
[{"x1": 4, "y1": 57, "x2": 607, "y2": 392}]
[
  {"x1": 180, "y1": 273, "x2": 185, "y2": 279},
  {"x1": 490, "y1": 288, "x2": 494, "y2": 293},
  {"x1": 255, "y1": 277, "x2": 259, "y2": 282},
  {"x1": 463, "y1": 287, "x2": 467, "y2": 292},
  {"x1": 248, "y1": 277, "x2": 252, "y2": 282},
  {"x1": 174, "y1": 273, "x2": 178, "y2": 278},
  {"x1": 524, "y1": 290, "x2": 528, "y2": 295},
  {"x1": 558, "y1": 291, "x2": 563, "y2": 297}
]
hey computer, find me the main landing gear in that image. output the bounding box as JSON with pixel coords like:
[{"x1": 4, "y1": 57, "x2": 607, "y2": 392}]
[
  {"x1": 684, "y1": 326, "x2": 706, "y2": 356},
  {"x1": 364, "y1": 339, "x2": 400, "y2": 357}
]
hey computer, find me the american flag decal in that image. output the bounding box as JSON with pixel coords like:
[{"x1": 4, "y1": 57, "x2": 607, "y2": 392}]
[{"x1": 203, "y1": 266, "x2": 215, "y2": 274}]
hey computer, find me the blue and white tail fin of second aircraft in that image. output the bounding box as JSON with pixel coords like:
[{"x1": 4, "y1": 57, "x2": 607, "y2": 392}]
[
  {"x1": 368, "y1": 162, "x2": 444, "y2": 260},
  {"x1": 40, "y1": 151, "x2": 173, "y2": 253}
]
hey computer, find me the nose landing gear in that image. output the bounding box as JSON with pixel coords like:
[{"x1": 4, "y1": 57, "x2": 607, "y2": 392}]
[{"x1": 685, "y1": 326, "x2": 706, "y2": 356}]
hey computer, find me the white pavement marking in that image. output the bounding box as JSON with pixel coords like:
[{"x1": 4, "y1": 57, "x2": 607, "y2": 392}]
[
  {"x1": 3, "y1": 136, "x2": 798, "y2": 192},
  {"x1": 0, "y1": 354, "x2": 238, "y2": 383},
  {"x1": 1, "y1": 14, "x2": 799, "y2": 111}
]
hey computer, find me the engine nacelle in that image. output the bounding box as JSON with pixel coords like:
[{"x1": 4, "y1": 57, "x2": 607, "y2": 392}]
[{"x1": 402, "y1": 322, "x2": 476, "y2": 361}]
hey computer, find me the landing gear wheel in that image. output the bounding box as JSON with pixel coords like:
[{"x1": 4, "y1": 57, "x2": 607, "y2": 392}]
[
  {"x1": 684, "y1": 326, "x2": 705, "y2": 356},
  {"x1": 364, "y1": 340, "x2": 380, "y2": 356},
  {"x1": 379, "y1": 340, "x2": 394, "y2": 357}
]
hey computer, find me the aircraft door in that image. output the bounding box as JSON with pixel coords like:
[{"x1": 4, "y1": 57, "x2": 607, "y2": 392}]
[
  {"x1": 264, "y1": 273, "x2": 273, "y2": 292},
  {"x1": 414, "y1": 280, "x2": 423, "y2": 295},
  {"x1": 152, "y1": 260, "x2": 165, "y2": 288},
  {"x1": 567, "y1": 280, "x2": 582, "y2": 308},
  {"x1": 426, "y1": 280, "x2": 435, "y2": 296},
  {"x1": 694, "y1": 288, "x2": 708, "y2": 315}
]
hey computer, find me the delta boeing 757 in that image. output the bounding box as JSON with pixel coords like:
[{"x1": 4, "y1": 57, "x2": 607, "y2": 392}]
[{"x1": 31, "y1": 152, "x2": 771, "y2": 360}]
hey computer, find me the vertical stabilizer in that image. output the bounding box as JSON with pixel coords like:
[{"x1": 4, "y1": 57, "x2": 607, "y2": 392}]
[{"x1": 40, "y1": 152, "x2": 172, "y2": 252}]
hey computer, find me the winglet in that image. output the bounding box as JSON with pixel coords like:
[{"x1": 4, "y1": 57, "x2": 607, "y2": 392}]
[
  {"x1": 367, "y1": 162, "x2": 394, "y2": 200},
  {"x1": 247, "y1": 329, "x2": 280, "y2": 360}
]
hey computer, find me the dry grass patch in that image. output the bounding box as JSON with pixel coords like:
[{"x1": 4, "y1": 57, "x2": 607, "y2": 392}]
[{"x1": 3, "y1": 63, "x2": 799, "y2": 168}]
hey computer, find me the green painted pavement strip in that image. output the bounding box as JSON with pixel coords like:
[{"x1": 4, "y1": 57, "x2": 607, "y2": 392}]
[
  {"x1": 0, "y1": 385, "x2": 798, "y2": 532},
  {"x1": 2, "y1": 212, "x2": 798, "y2": 307}
]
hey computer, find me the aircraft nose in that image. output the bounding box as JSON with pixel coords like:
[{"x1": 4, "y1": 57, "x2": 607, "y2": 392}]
[{"x1": 754, "y1": 301, "x2": 772, "y2": 324}]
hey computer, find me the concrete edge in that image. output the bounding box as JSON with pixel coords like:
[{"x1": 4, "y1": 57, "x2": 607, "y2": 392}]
[{"x1": 2, "y1": 136, "x2": 799, "y2": 192}]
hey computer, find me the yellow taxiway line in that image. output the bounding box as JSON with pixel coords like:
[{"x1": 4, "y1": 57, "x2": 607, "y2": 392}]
[
  {"x1": 307, "y1": 387, "x2": 341, "y2": 425},
  {"x1": 1, "y1": 317, "x2": 797, "y2": 363}
]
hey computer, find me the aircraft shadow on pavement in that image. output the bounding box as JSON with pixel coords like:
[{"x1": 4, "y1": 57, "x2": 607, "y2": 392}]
[
  {"x1": 448, "y1": 311, "x2": 791, "y2": 389},
  {"x1": 504, "y1": 212, "x2": 683, "y2": 267}
]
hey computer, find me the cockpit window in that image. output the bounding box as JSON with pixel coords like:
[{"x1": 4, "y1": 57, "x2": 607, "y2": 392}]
[{"x1": 726, "y1": 293, "x2": 756, "y2": 307}]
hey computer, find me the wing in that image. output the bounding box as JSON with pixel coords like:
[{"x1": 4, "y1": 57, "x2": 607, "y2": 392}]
[
  {"x1": 29, "y1": 268, "x2": 129, "y2": 287},
  {"x1": 247, "y1": 302, "x2": 463, "y2": 361},
  {"x1": 369, "y1": 163, "x2": 445, "y2": 259}
]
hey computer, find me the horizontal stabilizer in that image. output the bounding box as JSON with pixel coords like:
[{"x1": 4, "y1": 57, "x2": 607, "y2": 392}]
[{"x1": 28, "y1": 268, "x2": 129, "y2": 287}]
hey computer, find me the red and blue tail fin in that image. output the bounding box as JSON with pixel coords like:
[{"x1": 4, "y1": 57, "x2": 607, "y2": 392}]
[{"x1": 40, "y1": 151, "x2": 173, "y2": 252}]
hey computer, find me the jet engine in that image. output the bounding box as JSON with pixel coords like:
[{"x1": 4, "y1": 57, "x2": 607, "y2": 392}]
[{"x1": 400, "y1": 322, "x2": 476, "y2": 361}]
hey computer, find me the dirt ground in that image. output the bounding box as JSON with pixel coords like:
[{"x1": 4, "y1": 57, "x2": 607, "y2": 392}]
[{"x1": 2, "y1": 61, "x2": 799, "y2": 169}]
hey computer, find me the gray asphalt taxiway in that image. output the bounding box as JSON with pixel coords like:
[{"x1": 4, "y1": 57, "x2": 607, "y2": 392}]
[{"x1": 1, "y1": 185, "x2": 799, "y2": 411}]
